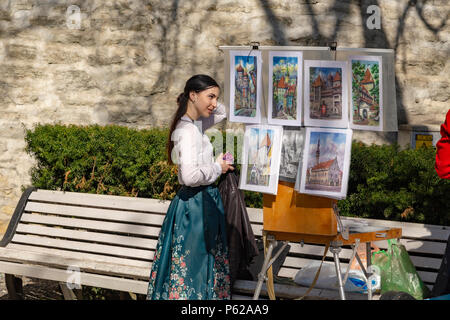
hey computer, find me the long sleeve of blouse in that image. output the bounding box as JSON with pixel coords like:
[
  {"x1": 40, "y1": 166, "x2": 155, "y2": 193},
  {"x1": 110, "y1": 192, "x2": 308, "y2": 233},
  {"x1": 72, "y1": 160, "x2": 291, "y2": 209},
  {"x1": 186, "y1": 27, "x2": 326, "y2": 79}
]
[
  {"x1": 200, "y1": 102, "x2": 227, "y2": 132},
  {"x1": 172, "y1": 103, "x2": 227, "y2": 187}
]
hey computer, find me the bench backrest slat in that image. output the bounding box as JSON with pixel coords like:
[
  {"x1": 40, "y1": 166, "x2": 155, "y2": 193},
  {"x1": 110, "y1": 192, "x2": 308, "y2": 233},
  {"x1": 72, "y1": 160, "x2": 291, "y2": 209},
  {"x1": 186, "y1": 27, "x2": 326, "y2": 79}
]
[
  {"x1": 25, "y1": 202, "x2": 166, "y2": 226},
  {"x1": 20, "y1": 214, "x2": 161, "y2": 238},
  {"x1": 16, "y1": 224, "x2": 156, "y2": 250},
  {"x1": 28, "y1": 190, "x2": 169, "y2": 214}
]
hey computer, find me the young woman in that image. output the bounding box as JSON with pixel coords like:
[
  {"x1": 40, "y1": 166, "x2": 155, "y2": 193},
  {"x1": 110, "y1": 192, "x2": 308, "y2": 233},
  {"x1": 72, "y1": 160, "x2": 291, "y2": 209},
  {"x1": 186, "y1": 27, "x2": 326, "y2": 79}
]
[{"x1": 147, "y1": 75, "x2": 234, "y2": 300}]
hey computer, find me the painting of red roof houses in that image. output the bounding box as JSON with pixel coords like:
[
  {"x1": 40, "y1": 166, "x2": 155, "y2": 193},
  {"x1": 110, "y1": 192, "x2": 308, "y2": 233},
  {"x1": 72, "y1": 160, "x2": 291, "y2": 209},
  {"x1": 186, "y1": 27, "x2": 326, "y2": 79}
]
[
  {"x1": 350, "y1": 56, "x2": 383, "y2": 130},
  {"x1": 268, "y1": 51, "x2": 303, "y2": 126},
  {"x1": 229, "y1": 51, "x2": 262, "y2": 124},
  {"x1": 304, "y1": 60, "x2": 348, "y2": 128},
  {"x1": 309, "y1": 67, "x2": 343, "y2": 120},
  {"x1": 299, "y1": 128, "x2": 352, "y2": 199}
]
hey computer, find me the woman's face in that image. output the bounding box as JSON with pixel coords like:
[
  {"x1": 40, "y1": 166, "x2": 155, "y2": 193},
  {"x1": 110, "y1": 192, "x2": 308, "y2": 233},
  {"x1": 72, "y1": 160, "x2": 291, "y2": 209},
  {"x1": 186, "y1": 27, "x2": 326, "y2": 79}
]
[{"x1": 190, "y1": 86, "x2": 220, "y2": 118}]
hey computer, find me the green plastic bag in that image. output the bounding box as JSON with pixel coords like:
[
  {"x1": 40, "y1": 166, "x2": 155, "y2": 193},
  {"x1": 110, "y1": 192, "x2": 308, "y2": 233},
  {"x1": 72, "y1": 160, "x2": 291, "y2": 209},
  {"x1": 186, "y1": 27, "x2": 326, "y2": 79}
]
[{"x1": 372, "y1": 239, "x2": 430, "y2": 300}]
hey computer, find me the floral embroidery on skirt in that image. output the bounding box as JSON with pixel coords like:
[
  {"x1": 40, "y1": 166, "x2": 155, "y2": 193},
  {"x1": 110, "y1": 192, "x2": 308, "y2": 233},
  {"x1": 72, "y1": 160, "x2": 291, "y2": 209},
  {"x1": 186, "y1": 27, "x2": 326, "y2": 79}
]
[{"x1": 147, "y1": 185, "x2": 231, "y2": 300}]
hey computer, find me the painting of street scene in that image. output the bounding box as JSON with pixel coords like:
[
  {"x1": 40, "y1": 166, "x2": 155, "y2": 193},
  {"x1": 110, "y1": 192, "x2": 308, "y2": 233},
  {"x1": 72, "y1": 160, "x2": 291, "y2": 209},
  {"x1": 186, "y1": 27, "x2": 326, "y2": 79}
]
[
  {"x1": 234, "y1": 55, "x2": 258, "y2": 117},
  {"x1": 304, "y1": 60, "x2": 348, "y2": 128},
  {"x1": 268, "y1": 51, "x2": 302, "y2": 126},
  {"x1": 239, "y1": 125, "x2": 283, "y2": 195},
  {"x1": 350, "y1": 56, "x2": 382, "y2": 130},
  {"x1": 299, "y1": 128, "x2": 352, "y2": 199},
  {"x1": 309, "y1": 67, "x2": 343, "y2": 120}
]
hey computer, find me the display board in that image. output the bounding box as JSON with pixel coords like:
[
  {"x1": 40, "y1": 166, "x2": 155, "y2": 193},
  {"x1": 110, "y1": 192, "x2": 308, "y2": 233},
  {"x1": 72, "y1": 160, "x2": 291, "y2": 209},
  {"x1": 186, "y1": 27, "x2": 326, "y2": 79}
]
[
  {"x1": 219, "y1": 45, "x2": 397, "y2": 237},
  {"x1": 220, "y1": 45, "x2": 397, "y2": 131}
]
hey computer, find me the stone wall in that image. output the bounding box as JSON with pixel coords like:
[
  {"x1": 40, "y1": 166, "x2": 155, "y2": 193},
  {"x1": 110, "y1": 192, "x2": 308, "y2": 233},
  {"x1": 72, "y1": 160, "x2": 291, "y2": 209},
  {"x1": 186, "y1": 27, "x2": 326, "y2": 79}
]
[{"x1": 0, "y1": 0, "x2": 448, "y2": 231}]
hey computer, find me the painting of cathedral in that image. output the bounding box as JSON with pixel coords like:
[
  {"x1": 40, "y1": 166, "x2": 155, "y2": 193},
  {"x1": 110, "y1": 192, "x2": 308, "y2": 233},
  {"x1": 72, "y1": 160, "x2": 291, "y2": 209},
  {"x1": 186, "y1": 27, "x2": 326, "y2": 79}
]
[
  {"x1": 304, "y1": 60, "x2": 349, "y2": 128},
  {"x1": 229, "y1": 51, "x2": 262, "y2": 124},
  {"x1": 239, "y1": 125, "x2": 283, "y2": 195},
  {"x1": 350, "y1": 55, "x2": 383, "y2": 131},
  {"x1": 268, "y1": 51, "x2": 303, "y2": 126},
  {"x1": 298, "y1": 127, "x2": 352, "y2": 199}
]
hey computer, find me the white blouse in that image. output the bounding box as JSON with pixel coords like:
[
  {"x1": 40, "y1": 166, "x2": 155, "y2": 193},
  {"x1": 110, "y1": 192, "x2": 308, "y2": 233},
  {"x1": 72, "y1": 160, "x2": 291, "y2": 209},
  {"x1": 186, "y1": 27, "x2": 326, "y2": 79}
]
[{"x1": 171, "y1": 103, "x2": 227, "y2": 187}]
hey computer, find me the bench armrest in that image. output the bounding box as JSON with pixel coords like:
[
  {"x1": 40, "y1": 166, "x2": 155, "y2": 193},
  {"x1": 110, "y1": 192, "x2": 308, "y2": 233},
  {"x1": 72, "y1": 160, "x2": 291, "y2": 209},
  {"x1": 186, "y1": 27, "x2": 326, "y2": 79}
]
[{"x1": 0, "y1": 187, "x2": 36, "y2": 247}]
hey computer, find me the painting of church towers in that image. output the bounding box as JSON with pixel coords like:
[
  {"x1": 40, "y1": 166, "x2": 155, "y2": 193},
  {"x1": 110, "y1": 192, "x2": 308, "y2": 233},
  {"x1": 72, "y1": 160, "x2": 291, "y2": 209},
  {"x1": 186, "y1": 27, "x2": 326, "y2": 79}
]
[
  {"x1": 350, "y1": 56, "x2": 383, "y2": 131},
  {"x1": 304, "y1": 60, "x2": 349, "y2": 128},
  {"x1": 239, "y1": 125, "x2": 283, "y2": 195},
  {"x1": 299, "y1": 127, "x2": 352, "y2": 199},
  {"x1": 229, "y1": 51, "x2": 262, "y2": 124},
  {"x1": 268, "y1": 51, "x2": 303, "y2": 126}
]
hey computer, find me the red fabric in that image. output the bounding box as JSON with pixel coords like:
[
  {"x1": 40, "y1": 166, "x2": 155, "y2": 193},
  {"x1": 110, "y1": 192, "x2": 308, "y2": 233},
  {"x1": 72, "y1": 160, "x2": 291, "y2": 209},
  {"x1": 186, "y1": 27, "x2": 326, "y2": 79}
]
[{"x1": 435, "y1": 109, "x2": 450, "y2": 179}]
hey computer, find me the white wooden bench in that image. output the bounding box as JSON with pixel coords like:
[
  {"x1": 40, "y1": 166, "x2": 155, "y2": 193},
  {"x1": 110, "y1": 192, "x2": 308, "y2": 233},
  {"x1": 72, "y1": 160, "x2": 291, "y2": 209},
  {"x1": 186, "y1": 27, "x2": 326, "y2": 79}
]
[{"x1": 0, "y1": 188, "x2": 448, "y2": 300}]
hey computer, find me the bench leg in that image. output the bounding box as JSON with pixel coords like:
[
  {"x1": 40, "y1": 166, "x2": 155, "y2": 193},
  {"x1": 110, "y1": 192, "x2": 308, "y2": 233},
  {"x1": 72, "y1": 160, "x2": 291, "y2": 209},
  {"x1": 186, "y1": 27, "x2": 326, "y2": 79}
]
[
  {"x1": 58, "y1": 282, "x2": 82, "y2": 300},
  {"x1": 119, "y1": 291, "x2": 137, "y2": 300},
  {"x1": 5, "y1": 274, "x2": 23, "y2": 300}
]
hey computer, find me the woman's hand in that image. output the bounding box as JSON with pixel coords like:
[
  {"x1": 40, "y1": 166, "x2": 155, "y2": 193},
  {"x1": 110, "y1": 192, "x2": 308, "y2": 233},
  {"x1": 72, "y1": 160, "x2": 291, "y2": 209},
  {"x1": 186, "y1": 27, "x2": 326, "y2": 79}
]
[{"x1": 216, "y1": 153, "x2": 234, "y2": 174}]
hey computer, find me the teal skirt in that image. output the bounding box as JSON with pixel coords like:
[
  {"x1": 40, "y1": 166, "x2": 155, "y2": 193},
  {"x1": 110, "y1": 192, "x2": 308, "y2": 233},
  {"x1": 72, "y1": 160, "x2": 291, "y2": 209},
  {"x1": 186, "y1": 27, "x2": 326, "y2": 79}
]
[{"x1": 146, "y1": 184, "x2": 231, "y2": 300}]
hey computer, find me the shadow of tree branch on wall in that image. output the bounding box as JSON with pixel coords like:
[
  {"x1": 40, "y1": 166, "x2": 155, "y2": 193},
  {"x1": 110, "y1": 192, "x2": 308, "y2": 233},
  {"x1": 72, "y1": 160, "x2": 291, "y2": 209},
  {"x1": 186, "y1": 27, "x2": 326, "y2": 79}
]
[
  {"x1": 0, "y1": 0, "x2": 447, "y2": 129},
  {"x1": 257, "y1": 0, "x2": 288, "y2": 45}
]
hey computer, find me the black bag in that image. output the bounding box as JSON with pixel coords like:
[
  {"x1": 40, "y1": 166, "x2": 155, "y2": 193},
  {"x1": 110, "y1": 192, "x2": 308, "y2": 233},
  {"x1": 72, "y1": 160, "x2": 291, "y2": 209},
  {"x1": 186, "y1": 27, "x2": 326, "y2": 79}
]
[
  {"x1": 431, "y1": 234, "x2": 450, "y2": 297},
  {"x1": 380, "y1": 291, "x2": 416, "y2": 300},
  {"x1": 218, "y1": 171, "x2": 259, "y2": 285}
]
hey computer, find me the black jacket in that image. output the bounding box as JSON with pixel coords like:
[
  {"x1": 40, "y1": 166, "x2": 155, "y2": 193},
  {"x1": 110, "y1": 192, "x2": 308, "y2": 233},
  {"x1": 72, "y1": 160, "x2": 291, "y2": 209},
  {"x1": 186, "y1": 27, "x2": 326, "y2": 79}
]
[{"x1": 218, "y1": 171, "x2": 259, "y2": 285}]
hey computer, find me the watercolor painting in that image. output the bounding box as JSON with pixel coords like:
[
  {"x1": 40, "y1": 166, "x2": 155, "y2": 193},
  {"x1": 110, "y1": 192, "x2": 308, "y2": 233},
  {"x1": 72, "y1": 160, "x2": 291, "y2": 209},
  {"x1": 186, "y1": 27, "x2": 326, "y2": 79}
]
[
  {"x1": 268, "y1": 51, "x2": 303, "y2": 126},
  {"x1": 304, "y1": 60, "x2": 348, "y2": 128},
  {"x1": 350, "y1": 55, "x2": 383, "y2": 131},
  {"x1": 229, "y1": 51, "x2": 262, "y2": 124},
  {"x1": 299, "y1": 127, "x2": 353, "y2": 199},
  {"x1": 239, "y1": 125, "x2": 283, "y2": 195}
]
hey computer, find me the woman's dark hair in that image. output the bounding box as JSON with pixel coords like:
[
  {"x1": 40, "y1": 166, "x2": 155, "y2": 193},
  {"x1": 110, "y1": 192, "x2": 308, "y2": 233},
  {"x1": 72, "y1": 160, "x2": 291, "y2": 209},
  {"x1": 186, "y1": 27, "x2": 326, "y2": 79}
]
[{"x1": 167, "y1": 74, "x2": 219, "y2": 165}]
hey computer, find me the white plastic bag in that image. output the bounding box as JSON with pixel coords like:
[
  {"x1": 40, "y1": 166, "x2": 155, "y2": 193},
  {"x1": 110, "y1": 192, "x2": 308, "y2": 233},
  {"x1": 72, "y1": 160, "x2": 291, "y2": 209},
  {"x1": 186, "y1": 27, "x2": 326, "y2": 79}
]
[{"x1": 294, "y1": 261, "x2": 380, "y2": 293}]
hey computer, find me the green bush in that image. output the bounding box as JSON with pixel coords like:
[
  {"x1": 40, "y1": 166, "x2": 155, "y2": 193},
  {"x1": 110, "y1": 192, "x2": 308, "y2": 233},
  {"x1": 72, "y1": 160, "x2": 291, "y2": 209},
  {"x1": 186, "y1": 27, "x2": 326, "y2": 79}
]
[
  {"x1": 25, "y1": 124, "x2": 179, "y2": 200},
  {"x1": 338, "y1": 142, "x2": 450, "y2": 226},
  {"x1": 25, "y1": 125, "x2": 449, "y2": 225}
]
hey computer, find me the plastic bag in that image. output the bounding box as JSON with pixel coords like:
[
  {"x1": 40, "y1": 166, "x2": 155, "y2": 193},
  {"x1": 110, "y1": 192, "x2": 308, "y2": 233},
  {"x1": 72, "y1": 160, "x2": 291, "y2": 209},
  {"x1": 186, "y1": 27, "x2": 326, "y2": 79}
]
[
  {"x1": 372, "y1": 239, "x2": 431, "y2": 300},
  {"x1": 349, "y1": 242, "x2": 380, "y2": 272},
  {"x1": 293, "y1": 261, "x2": 380, "y2": 293}
]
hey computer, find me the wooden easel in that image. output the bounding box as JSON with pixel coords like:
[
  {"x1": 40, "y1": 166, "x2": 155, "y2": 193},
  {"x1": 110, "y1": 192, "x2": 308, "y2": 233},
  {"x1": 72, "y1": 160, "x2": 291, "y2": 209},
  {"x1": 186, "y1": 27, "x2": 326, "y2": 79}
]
[{"x1": 253, "y1": 181, "x2": 402, "y2": 300}]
